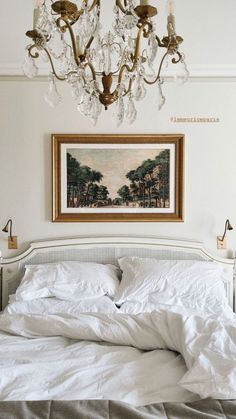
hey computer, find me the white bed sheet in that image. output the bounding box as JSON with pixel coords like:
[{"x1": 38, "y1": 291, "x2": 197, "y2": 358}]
[
  {"x1": 0, "y1": 306, "x2": 235, "y2": 406},
  {"x1": 0, "y1": 298, "x2": 197, "y2": 405},
  {"x1": 0, "y1": 332, "x2": 195, "y2": 405}
]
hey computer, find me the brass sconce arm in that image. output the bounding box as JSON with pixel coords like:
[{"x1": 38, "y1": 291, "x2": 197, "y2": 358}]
[
  {"x1": 220, "y1": 219, "x2": 233, "y2": 242},
  {"x1": 2, "y1": 219, "x2": 13, "y2": 241},
  {"x1": 2, "y1": 219, "x2": 18, "y2": 250}
]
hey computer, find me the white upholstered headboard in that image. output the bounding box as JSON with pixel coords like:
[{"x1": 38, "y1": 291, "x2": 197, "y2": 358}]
[{"x1": 0, "y1": 236, "x2": 235, "y2": 310}]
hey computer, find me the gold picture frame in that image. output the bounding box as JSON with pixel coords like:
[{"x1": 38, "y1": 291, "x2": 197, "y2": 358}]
[{"x1": 52, "y1": 134, "x2": 184, "y2": 222}]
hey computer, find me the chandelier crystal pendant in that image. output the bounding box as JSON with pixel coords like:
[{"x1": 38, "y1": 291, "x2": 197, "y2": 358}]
[{"x1": 23, "y1": 0, "x2": 189, "y2": 125}]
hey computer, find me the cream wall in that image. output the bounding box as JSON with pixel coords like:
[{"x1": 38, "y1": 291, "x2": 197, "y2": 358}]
[
  {"x1": 0, "y1": 0, "x2": 236, "y2": 257},
  {"x1": 1, "y1": 79, "x2": 236, "y2": 256}
]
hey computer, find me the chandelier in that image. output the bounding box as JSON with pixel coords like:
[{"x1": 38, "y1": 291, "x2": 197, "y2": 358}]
[{"x1": 23, "y1": 0, "x2": 189, "y2": 125}]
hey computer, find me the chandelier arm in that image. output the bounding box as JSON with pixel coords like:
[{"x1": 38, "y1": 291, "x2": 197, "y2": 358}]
[
  {"x1": 28, "y1": 44, "x2": 40, "y2": 59},
  {"x1": 111, "y1": 76, "x2": 132, "y2": 98},
  {"x1": 57, "y1": 17, "x2": 81, "y2": 66},
  {"x1": 143, "y1": 51, "x2": 168, "y2": 85},
  {"x1": 84, "y1": 62, "x2": 96, "y2": 81},
  {"x1": 155, "y1": 35, "x2": 167, "y2": 48},
  {"x1": 87, "y1": 0, "x2": 100, "y2": 13},
  {"x1": 42, "y1": 48, "x2": 67, "y2": 81},
  {"x1": 83, "y1": 62, "x2": 102, "y2": 95},
  {"x1": 84, "y1": 0, "x2": 101, "y2": 52},
  {"x1": 123, "y1": 78, "x2": 133, "y2": 97},
  {"x1": 116, "y1": 0, "x2": 126, "y2": 14},
  {"x1": 85, "y1": 36, "x2": 95, "y2": 52},
  {"x1": 28, "y1": 44, "x2": 67, "y2": 81},
  {"x1": 51, "y1": 12, "x2": 83, "y2": 26},
  {"x1": 118, "y1": 22, "x2": 146, "y2": 84},
  {"x1": 172, "y1": 50, "x2": 182, "y2": 64},
  {"x1": 118, "y1": 62, "x2": 133, "y2": 85}
]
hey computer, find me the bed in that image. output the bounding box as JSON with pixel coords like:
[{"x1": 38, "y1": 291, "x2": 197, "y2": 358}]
[{"x1": 0, "y1": 235, "x2": 235, "y2": 419}]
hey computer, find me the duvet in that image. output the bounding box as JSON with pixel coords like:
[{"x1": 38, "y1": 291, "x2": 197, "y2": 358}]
[{"x1": 0, "y1": 307, "x2": 235, "y2": 406}]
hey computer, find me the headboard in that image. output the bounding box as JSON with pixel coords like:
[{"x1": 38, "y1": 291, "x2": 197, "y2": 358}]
[{"x1": 0, "y1": 236, "x2": 235, "y2": 310}]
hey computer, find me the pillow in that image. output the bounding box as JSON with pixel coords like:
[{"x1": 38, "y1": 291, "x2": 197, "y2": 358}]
[
  {"x1": 16, "y1": 261, "x2": 120, "y2": 302},
  {"x1": 5, "y1": 296, "x2": 119, "y2": 316},
  {"x1": 115, "y1": 257, "x2": 230, "y2": 315}
]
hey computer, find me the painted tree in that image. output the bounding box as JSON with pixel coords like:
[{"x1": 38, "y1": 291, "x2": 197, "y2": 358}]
[
  {"x1": 67, "y1": 153, "x2": 84, "y2": 207},
  {"x1": 124, "y1": 150, "x2": 170, "y2": 208},
  {"x1": 67, "y1": 153, "x2": 108, "y2": 208},
  {"x1": 155, "y1": 150, "x2": 170, "y2": 207},
  {"x1": 87, "y1": 183, "x2": 99, "y2": 206},
  {"x1": 117, "y1": 185, "x2": 132, "y2": 205},
  {"x1": 97, "y1": 185, "x2": 109, "y2": 202},
  {"x1": 126, "y1": 167, "x2": 146, "y2": 206},
  {"x1": 84, "y1": 167, "x2": 103, "y2": 206},
  {"x1": 141, "y1": 159, "x2": 156, "y2": 207},
  {"x1": 126, "y1": 170, "x2": 141, "y2": 202},
  {"x1": 129, "y1": 181, "x2": 139, "y2": 202}
]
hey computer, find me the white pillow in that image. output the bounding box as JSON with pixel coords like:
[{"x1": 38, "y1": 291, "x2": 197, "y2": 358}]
[
  {"x1": 16, "y1": 261, "x2": 120, "y2": 302},
  {"x1": 5, "y1": 296, "x2": 119, "y2": 316},
  {"x1": 115, "y1": 257, "x2": 230, "y2": 315}
]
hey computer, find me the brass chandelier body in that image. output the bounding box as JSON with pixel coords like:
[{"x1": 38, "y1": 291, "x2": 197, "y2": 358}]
[{"x1": 24, "y1": 0, "x2": 186, "y2": 124}]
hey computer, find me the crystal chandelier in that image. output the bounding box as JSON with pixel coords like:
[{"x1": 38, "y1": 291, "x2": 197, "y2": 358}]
[{"x1": 23, "y1": 0, "x2": 189, "y2": 125}]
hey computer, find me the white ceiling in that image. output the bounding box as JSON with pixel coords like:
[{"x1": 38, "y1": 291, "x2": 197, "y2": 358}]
[{"x1": 1, "y1": 0, "x2": 235, "y2": 75}]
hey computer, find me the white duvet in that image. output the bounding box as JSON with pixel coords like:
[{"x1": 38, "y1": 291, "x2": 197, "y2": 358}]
[{"x1": 0, "y1": 307, "x2": 235, "y2": 406}]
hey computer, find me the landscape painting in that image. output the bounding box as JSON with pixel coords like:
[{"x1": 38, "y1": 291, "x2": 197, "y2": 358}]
[
  {"x1": 67, "y1": 148, "x2": 170, "y2": 210},
  {"x1": 53, "y1": 135, "x2": 184, "y2": 222}
]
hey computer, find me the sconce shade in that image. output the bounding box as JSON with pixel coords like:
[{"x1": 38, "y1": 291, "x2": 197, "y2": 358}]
[
  {"x1": 2, "y1": 219, "x2": 13, "y2": 241},
  {"x1": 227, "y1": 220, "x2": 233, "y2": 231}
]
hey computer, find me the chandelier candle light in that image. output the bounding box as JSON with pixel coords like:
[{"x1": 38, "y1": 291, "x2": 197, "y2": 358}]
[{"x1": 23, "y1": 0, "x2": 189, "y2": 125}]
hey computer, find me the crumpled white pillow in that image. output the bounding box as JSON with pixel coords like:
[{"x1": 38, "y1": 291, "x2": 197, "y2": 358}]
[
  {"x1": 16, "y1": 261, "x2": 120, "y2": 302},
  {"x1": 115, "y1": 257, "x2": 231, "y2": 315}
]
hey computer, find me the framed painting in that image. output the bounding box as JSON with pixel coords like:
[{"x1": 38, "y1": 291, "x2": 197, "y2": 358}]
[{"x1": 52, "y1": 134, "x2": 184, "y2": 222}]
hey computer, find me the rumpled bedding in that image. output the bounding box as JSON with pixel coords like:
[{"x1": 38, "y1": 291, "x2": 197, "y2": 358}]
[{"x1": 0, "y1": 307, "x2": 235, "y2": 405}]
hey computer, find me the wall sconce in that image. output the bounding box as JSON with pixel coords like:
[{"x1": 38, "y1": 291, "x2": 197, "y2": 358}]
[
  {"x1": 217, "y1": 219, "x2": 233, "y2": 249},
  {"x1": 2, "y1": 219, "x2": 18, "y2": 249}
]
